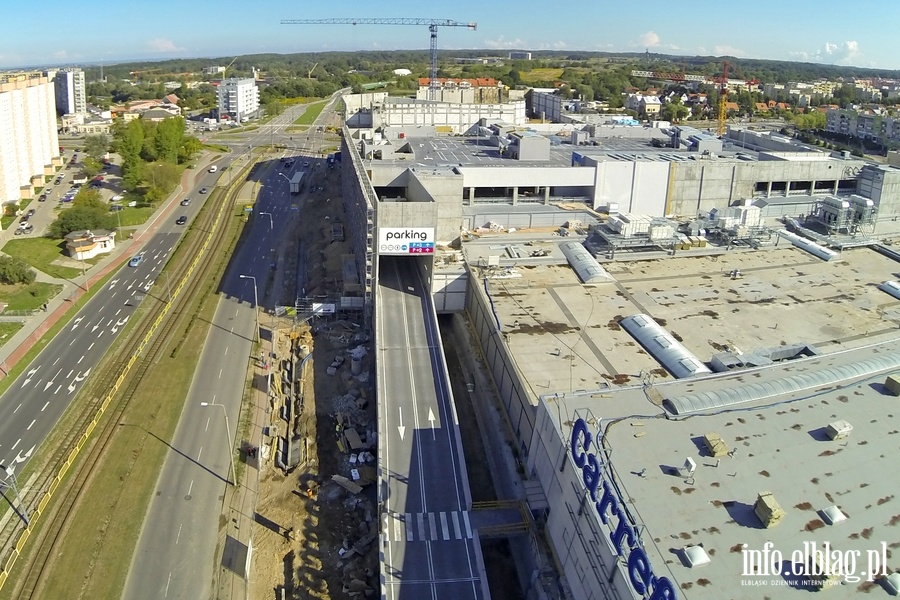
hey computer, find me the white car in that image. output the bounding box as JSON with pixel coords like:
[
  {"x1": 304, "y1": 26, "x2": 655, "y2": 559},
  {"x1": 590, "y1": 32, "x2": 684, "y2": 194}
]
[{"x1": 208, "y1": 165, "x2": 218, "y2": 173}]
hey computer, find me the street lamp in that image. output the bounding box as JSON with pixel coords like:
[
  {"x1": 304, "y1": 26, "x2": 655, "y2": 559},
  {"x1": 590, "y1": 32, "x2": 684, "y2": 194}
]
[
  {"x1": 258, "y1": 211, "x2": 273, "y2": 230},
  {"x1": 199, "y1": 402, "x2": 237, "y2": 485},
  {"x1": 0, "y1": 463, "x2": 29, "y2": 526},
  {"x1": 277, "y1": 172, "x2": 290, "y2": 184},
  {"x1": 239, "y1": 274, "x2": 259, "y2": 344}
]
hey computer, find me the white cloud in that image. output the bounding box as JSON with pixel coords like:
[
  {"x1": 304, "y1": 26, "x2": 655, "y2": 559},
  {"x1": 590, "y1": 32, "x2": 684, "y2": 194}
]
[
  {"x1": 536, "y1": 41, "x2": 567, "y2": 50},
  {"x1": 484, "y1": 36, "x2": 525, "y2": 49},
  {"x1": 639, "y1": 31, "x2": 660, "y2": 47},
  {"x1": 54, "y1": 50, "x2": 68, "y2": 60},
  {"x1": 147, "y1": 38, "x2": 183, "y2": 53},
  {"x1": 714, "y1": 45, "x2": 747, "y2": 57},
  {"x1": 816, "y1": 40, "x2": 861, "y2": 65}
]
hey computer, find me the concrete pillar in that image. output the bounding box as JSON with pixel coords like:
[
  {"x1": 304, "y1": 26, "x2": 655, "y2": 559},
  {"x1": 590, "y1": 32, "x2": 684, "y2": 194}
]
[
  {"x1": 543, "y1": 186, "x2": 550, "y2": 205},
  {"x1": 468, "y1": 187, "x2": 476, "y2": 205},
  {"x1": 512, "y1": 186, "x2": 518, "y2": 205}
]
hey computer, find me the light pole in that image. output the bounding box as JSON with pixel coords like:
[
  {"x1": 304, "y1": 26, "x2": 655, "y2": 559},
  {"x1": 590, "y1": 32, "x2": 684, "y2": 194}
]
[
  {"x1": 200, "y1": 402, "x2": 237, "y2": 485},
  {"x1": 277, "y1": 172, "x2": 290, "y2": 184},
  {"x1": 258, "y1": 211, "x2": 273, "y2": 230},
  {"x1": 0, "y1": 463, "x2": 29, "y2": 526},
  {"x1": 240, "y1": 274, "x2": 259, "y2": 344}
]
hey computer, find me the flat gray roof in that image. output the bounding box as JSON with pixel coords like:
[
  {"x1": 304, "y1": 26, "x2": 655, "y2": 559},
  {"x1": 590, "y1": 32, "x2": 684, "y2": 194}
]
[
  {"x1": 548, "y1": 338, "x2": 900, "y2": 597},
  {"x1": 372, "y1": 135, "x2": 763, "y2": 168}
]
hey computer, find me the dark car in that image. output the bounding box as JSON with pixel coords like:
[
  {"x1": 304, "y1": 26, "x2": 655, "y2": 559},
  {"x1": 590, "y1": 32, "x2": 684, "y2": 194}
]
[
  {"x1": 199, "y1": 187, "x2": 208, "y2": 194},
  {"x1": 39, "y1": 194, "x2": 47, "y2": 202},
  {"x1": 25, "y1": 208, "x2": 36, "y2": 218},
  {"x1": 176, "y1": 215, "x2": 187, "y2": 225}
]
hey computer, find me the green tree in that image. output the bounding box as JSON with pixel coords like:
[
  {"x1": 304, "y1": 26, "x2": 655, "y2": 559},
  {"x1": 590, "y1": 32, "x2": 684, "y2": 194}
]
[
  {"x1": 154, "y1": 117, "x2": 185, "y2": 163},
  {"x1": 83, "y1": 134, "x2": 109, "y2": 161},
  {"x1": 49, "y1": 188, "x2": 117, "y2": 237},
  {"x1": 0, "y1": 256, "x2": 36, "y2": 285},
  {"x1": 660, "y1": 97, "x2": 690, "y2": 123},
  {"x1": 115, "y1": 120, "x2": 144, "y2": 163},
  {"x1": 178, "y1": 136, "x2": 202, "y2": 164},
  {"x1": 82, "y1": 157, "x2": 102, "y2": 179},
  {"x1": 575, "y1": 84, "x2": 594, "y2": 102}
]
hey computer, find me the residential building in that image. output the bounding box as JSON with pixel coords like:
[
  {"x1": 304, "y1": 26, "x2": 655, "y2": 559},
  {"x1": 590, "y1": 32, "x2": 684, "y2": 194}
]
[
  {"x1": 216, "y1": 78, "x2": 259, "y2": 123},
  {"x1": 639, "y1": 95, "x2": 661, "y2": 117},
  {"x1": 508, "y1": 51, "x2": 532, "y2": 60},
  {"x1": 53, "y1": 67, "x2": 86, "y2": 116},
  {"x1": 0, "y1": 72, "x2": 61, "y2": 207},
  {"x1": 203, "y1": 66, "x2": 226, "y2": 75}
]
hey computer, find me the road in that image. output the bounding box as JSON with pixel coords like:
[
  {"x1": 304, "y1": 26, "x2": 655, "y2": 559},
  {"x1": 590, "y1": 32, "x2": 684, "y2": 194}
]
[
  {"x1": 123, "y1": 95, "x2": 341, "y2": 599},
  {"x1": 378, "y1": 258, "x2": 485, "y2": 600},
  {"x1": 0, "y1": 169, "x2": 219, "y2": 480}
]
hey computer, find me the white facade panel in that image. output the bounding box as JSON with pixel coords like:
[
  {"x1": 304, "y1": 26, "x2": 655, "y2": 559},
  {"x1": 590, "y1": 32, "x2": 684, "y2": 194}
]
[
  {"x1": 457, "y1": 166, "x2": 594, "y2": 189},
  {"x1": 631, "y1": 161, "x2": 670, "y2": 215},
  {"x1": 595, "y1": 161, "x2": 635, "y2": 211}
]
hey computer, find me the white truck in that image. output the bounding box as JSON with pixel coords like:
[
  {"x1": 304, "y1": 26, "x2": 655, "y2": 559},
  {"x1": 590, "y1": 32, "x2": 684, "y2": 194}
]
[{"x1": 289, "y1": 172, "x2": 304, "y2": 195}]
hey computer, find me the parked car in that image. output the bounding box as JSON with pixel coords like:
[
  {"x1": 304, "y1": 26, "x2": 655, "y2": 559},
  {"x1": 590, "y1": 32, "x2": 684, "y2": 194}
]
[
  {"x1": 14, "y1": 224, "x2": 33, "y2": 235},
  {"x1": 109, "y1": 205, "x2": 124, "y2": 212},
  {"x1": 39, "y1": 194, "x2": 47, "y2": 202},
  {"x1": 176, "y1": 215, "x2": 187, "y2": 225}
]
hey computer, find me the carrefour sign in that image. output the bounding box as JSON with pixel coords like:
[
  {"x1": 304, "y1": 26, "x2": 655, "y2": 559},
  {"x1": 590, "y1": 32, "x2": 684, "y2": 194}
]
[
  {"x1": 570, "y1": 418, "x2": 678, "y2": 599},
  {"x1": 378, "y1": 227, "x2": 435, "y2": 255}
]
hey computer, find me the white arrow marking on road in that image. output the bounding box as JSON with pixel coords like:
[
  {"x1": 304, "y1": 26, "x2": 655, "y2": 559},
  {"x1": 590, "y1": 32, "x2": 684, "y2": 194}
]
[
  {"x1": 428, "y1": 408, "x2": 437, "y2": 440},
  {"x1": 116, "y1": 316, "x2": 129, "y2": 327},
  {"x1": 44, "y1": 368, "x2": 61, "y2": 391},
  {"x1": 92, "y1": 323, "x2": 100, "y2": 332},
  {"x1": 71, "y1": 316, "x2": 84, "y2": 330},
  {"x1": 109, "y1": 278, "x2": 119, "y2": 289},
  {"x1": 74, "y1": 368, "x2": 91, "y2": 382},
  {"x1": 22, "y1": 367, "x2": 39, "y2": 387},
  {"x1": 5, "y1": 445, "x2": 36, "y2": 476},
  {"x1": 397, "y1": 407, "x2": 406, "y2": 441}
]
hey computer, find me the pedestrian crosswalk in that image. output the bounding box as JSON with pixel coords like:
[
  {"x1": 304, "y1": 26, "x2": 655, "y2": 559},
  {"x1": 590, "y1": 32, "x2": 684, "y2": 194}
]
[{"x1": 383, "y1": 510, "x2": 473, "y2": 543}]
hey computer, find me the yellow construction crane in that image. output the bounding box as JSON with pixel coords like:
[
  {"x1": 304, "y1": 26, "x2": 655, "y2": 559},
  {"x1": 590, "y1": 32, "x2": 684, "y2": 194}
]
[
  {"x1": 281, "y1": 18, "x2": 476, "y2": 100},
  {"x1": 222, "y1": 56, "x2": 239, "y2": 78}
]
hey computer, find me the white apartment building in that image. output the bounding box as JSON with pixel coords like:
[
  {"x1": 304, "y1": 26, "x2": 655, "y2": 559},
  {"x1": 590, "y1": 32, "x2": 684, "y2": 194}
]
[
  {"x1": 0, "y1": 73, "x2": 61, "y2": 207},
  {"x1": 216, "y1": 78, "x2": 259, "y2": 123},
  {"x1": 53, "y1": 68, "x2": 86, "y2": 116}
]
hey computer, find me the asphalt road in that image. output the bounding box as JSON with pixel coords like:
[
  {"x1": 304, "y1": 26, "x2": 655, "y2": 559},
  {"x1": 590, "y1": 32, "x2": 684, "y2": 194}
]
[
  {"x1": 378, "y1": 258, "x2": 485, "y2": 600},
  {"x1": 123, "y1": 96, "x2": 340, "y2": 599},
  {"x1": 0, "y1": 170, "x2": 219, "y2": 479}
]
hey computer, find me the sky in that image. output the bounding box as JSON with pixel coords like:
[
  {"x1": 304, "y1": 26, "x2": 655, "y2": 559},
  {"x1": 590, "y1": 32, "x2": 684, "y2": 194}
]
[{"x1": 3, "y1": 1, "x2": 900, "y2": 72}]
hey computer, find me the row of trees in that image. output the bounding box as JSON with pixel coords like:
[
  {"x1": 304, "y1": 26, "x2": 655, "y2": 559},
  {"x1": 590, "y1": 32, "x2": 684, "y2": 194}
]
[{"x1": 48, "y1": 188, "x2": 120, "y2": 238}]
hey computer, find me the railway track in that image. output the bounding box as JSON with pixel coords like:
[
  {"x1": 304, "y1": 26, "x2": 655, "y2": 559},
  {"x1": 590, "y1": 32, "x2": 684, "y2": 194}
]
[{"x1": 0, "y1": 170, "x2": 246, "y2": 598}]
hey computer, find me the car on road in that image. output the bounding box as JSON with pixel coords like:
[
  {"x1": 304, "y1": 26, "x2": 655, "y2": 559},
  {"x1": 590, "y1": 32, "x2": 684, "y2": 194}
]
[
  {"x1": 176, "y1": 215, "x2": 187, "y2": 225},
  {"x1": 180, "y1": 197, "x2": 190, "y2": 206},
  {"x1": 199, "y1": 187, "x2": 208, "y2": 194},
  {"x1": 25, "y1": 208, "x2": 36, "y2": 218},
  {"x1": 208, "y1": 165, "x2": 217, "y2": 173},
  {"x1": 303, "y1": 161, "x2": 310, "y2": 167},
  {"x1": 128, "y1": 254, "x2": 145, "y2": 268},
  {"x1": 14, "y1": 223, "x2": 33, "y2": 235},
  {"x1": 38, "y1": 194, "x2": 47, "y2": 202},
  {"x1": 109, "y1": 205, "x2": 124, "y2": 212}
]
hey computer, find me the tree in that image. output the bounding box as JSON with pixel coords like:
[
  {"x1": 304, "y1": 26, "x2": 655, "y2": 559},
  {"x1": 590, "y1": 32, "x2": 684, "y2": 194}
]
[
  {"x1": 575, "y1": 84, "x2": 594, "y2": 102},
  {"x1": 660, "y1": 97, "x2": 689, "y2": 123},
  {"x1": 49, "y1": 188, "x2": 117, "y2": 237},
  {"x1": 178, "y1": 136, "x2": 202, "y2": 164},
  {"x1": 154, "y1": 117, "x2": 185, "y2": 163},
  {"x1": 82, "y1": 157, "x2": 102, "y2": 179},
  {"x1": 115, "y1": 120, "x2": 144, "y2": 163},
  {"x1": 0, "y1": 256, "x2": 36, "y2": 285},
  {"x1": 83, "y1": 134, "x2": 109, "y2": 161}
]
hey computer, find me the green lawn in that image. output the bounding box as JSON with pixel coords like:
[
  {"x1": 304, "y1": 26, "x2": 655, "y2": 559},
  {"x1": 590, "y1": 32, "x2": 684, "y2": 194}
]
[
  {"x1": 0, "y1": 282, "x2": 63, "y2": 311},
  {"x1": 115, "y1": 206, "x2": 154, "y2": 227},
  {"x1": 2, "y1": 237, "x2": 83, "y2": 279},
  {"x1": 0, "y1": 321, "x2": 24, "y2": 342},
  {"x1": 293, "y1": 100, "x2": 327, "y2": 125}
]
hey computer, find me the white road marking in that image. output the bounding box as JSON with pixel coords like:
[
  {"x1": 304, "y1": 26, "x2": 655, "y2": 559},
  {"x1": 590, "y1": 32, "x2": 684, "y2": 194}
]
[
  {"x1": 462, "y1": 511, "x2": 473, "y2": 538},
  {"x1": 440, "y1": 512, "x2": 450, "y2": 541},
  {"x1": 77, "y1": 355, "x2": 84, "y2": 364},
  {"x1": 188, "y1": 480, "x2": 193, "y2": 496},
  {"x1": 205, "y1": 417, "x2": 211, "y2": 432},
  {"x1": 175, "y1": 523, "x2": 182, "y2": 544},
  {"x1": 13, "y1": 403, "x2": 21, "y2": 413},
  {"x1": 218, "y1": 369, "x2": 222, "y2": 379},
  {"x1": 67, "y1": 370, "x2": 73, "y2": 377},
  {"x1": 452, "y1": 511, "x2": 462, "y2": 539},
  {"x1": 417, "y1": 513, "x2": 426, "y2": 541},
  {"x1": 53, "y1": 357, "x2": 60, "y2": 365},
  {"x1": 88, "y1": 342, "x2": 94, "y2": 350},
  {"x1": 405, "y1": 513, "x2": 413, "y2": 541},
  {"x1": 164, "y1": 572, "x2": 172, "y2": 597},
  {"x1": 55, "y1": 385, "x2": 62, "y2": 394},
  {"x1": 197, "y1": 447, "x2": 202, "y2": 461},
  {"x1": 11, "y1": 438, "x2": 21, "y2": 450},
  {"x1": 41, "y1": 401, "x2": 49, "y2": 412},
  {"x1": 27, "y1": 420, "x2": 35, "y2": 431}
]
